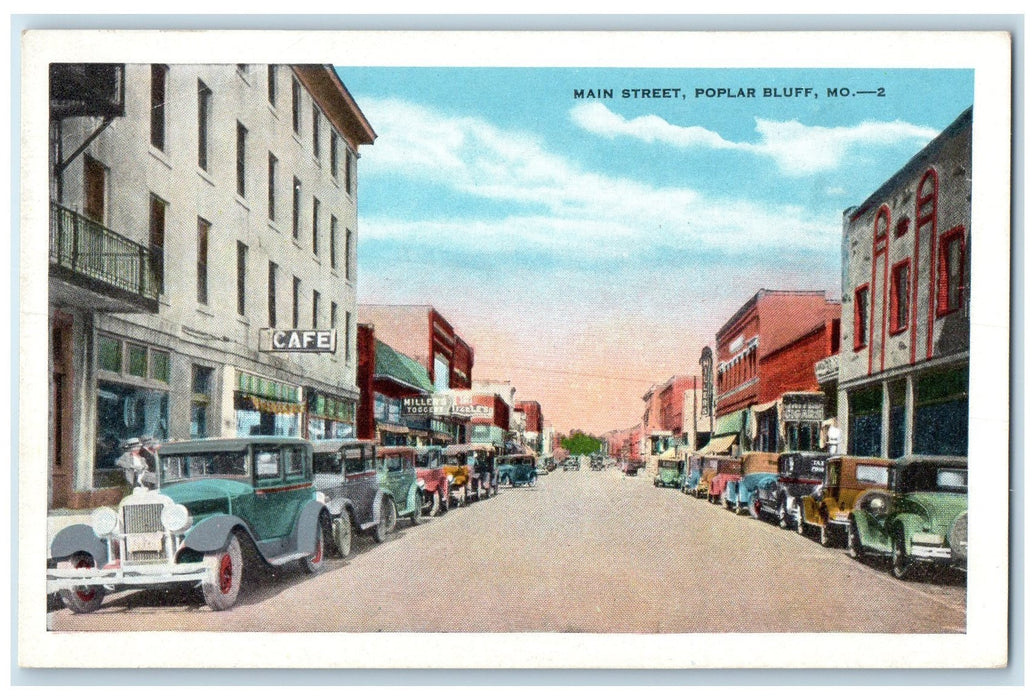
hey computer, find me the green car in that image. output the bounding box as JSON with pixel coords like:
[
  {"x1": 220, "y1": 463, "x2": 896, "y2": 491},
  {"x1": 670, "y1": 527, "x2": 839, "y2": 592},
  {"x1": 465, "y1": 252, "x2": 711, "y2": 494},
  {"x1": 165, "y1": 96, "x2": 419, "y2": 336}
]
[
  {"x1": 375, "y1": 446, "x2": 424, "y2": 528},
  {"x1": 47, "y1": 437, "x2": 331, "y2": 613},
  {"x1": 653, "y1": 459, "x2": 684, "y2": 488},
  {"x1": 847, "y1": 455, "x2": 967, "y2": 580}
]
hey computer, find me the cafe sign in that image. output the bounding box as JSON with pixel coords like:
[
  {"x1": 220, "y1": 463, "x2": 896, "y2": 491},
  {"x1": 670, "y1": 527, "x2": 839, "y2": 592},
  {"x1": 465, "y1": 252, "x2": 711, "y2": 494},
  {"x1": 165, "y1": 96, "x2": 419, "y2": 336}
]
[{"x1": 261, "y1": 329, "x2": 337, "y2": 353}]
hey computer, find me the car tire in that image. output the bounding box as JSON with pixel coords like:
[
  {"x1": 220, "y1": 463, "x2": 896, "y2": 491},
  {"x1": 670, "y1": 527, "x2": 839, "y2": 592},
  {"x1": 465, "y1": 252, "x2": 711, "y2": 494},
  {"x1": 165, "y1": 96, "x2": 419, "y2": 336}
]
[
  {"x1": 201, "y1": 533, "x2": 243, "y2": 611},
  {"x1": 819, "y1": 522, "x2": 833, "y2": 547},
  {"x1": 529, "y1": 474, "x2": 538, "y2": 487},
  {"x1": 428, "y1": 490, "x2": 441, "y2": 517},
  {"x1": 748, "y1": 498, "x2": 762, "y2": 520},
  {"x1": 847, "y1": 517, "x2": 863, "y2": 560},
  {"x1": 796, "y1": 502, "x2": 809, "y2": 536},
  {"x1": 300, "y1": 519, "x2": 327, "y2": 574},
  {"x1": 891, "y1": 532, "x2": 912, "y2": 580},
  {"x1": 777, "y1": 500, "x2": 790, "y2": 529},
  {"x1": 410, "y1": 494, "x2": 424, "y2": 526},
  {"x1": 57, "y1": 552, "x2": 105, "y2": 614},
  {"x1": 374, "y1": 498, "x2": 397, "y2": 543},
  {"x1": 332, "y1": 514, "x2": 352, "y2": 558},
  {"x1": 439, "y1": 488, "x2": 449, "y2": 514}
]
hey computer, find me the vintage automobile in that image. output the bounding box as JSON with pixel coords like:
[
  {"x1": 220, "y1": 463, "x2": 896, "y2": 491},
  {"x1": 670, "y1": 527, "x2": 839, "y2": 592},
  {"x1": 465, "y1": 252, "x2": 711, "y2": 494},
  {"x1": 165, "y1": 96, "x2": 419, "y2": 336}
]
[
  {"x1": 691, "y1": 457, "x2": 722, "y2": 499},
  {"x1": 653, "y1": 455, "x2": 684, "y2": 488},
  {"x1": 681, "y1": 454, "x2": 703, "y2": 495},
  {"x1": 443, "y1": 443, "x2": 498, "y2": 500},
  {"x1": 441, "y1": 444, "x2": 474, "y2": 507},
  {"x1": 497, "y1": 454, "x2": 539, "y2": 487},
  {"x1": 799, "y1": 455, "x2": 892, "y2": 547},
  {"x1": 377, "y1": 446, "x2": 424, "y2": 527},
  {"x1": 312, "y1": 439, "x2": 398, "y2": 555},
  {"x1": 723, "y1": 452, "x2": 778, "y2": 514},
  {"x1": 846, "y1": 455, "x2": 968, "y2": 580},
  {"x1": 622, "y1": 460, "x2": 637, "y2": 475},
  {"x1": 754, "y1": 451, "x2": 828, "y2": 528},
  {"x1": 707, "y1": 455, "x2": 743, "y2": 505},
  {"x1": 47, "y1": 437, "x2": 330, "y2": 613},
  {"x1": 415, "y1": 446, "x2": 450, "y2": 516},
  {"x1": 564, "y1": 457, "x2": 581, "y2": 471}
]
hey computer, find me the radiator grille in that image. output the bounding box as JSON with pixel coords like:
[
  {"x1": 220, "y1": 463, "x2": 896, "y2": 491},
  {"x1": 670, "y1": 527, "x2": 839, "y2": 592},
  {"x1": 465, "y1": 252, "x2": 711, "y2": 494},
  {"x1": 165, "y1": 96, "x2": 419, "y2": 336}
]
[{"x1": 123, "y1": 502, "x2": 163, "y2": 534}]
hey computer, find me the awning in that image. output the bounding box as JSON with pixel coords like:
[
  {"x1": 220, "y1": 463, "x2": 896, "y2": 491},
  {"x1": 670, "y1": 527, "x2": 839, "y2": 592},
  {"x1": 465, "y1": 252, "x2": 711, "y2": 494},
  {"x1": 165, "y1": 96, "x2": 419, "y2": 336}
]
[
  {"x1": 751, "y1": 400, "x2": 778, "y2": 414},
  {"x1": 374, "y1": 340, "x2": 435, "y2": 393},
  {"x1": 377, "y1": 423, "x2": 410, "y2": 435},
  {"x1": 714, "y1": 409, "x2": 748, "y2": 436},
  {"x1": 658, "y1": 447, "x2": 680, "y2": 460},
  {"x1": 698, "y1": 434, "x2": 737, "y2": 455}
]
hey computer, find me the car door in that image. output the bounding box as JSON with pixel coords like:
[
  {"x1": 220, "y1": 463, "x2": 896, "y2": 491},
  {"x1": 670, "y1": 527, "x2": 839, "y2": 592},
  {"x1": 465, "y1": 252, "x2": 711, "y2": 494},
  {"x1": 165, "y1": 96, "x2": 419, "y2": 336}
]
[
  {"x1": 380, "y1": 452, "x2": 407, "y2": 507},
  {"x1": 248, "y1": 445, "x2": 286, "y2": 542},
  {"x1": 343, "y1": 443, "x2": 376, "y2": 526}
]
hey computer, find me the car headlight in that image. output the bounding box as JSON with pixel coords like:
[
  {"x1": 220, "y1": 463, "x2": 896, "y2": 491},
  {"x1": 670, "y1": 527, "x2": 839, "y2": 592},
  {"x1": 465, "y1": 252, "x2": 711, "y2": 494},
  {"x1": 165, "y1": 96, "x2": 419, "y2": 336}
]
[
  {"x1": 160, "y1": 503, "x2": 192, "y2": 534},
  {"x1": 91, "y1": 507, "x2": 119, "y2": 538},
  {"x1": 447, "y1": 475, "x2": 455, "y2": 484},
  {"x1": 417, "y1": 479, "x2": 426, "y2": 489},
  {"x1": 314, "y1": 491, "x2": 327, "y2": 504}
]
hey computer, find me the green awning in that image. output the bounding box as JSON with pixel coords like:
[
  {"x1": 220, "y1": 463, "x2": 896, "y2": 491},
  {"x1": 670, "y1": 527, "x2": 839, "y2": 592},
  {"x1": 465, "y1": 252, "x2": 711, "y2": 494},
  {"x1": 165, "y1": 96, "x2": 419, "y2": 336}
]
[
  {"x1": 374, "y1": 341, "x2": 435, "y2": 393},
  {"x1": 714, "y1": 409, "x2": 748, "y2": 436}
]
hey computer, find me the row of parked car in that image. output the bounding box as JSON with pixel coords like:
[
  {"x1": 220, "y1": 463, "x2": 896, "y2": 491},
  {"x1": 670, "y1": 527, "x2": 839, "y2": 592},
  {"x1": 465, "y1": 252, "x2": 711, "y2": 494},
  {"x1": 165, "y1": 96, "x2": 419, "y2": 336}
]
[
  {"x1": 46, "y1": 437, "x2": 543, "y2": 613},
  {"x1": 655, "y1": 450, "x2": 968, "y2": 582}
]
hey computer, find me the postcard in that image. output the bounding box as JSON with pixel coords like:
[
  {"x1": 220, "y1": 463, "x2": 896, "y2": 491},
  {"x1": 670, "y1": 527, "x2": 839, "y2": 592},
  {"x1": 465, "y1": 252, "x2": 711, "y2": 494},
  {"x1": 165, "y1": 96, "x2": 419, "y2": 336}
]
[{"x1": 18, "y1": 28, "x2": 1011, "y2": 670}]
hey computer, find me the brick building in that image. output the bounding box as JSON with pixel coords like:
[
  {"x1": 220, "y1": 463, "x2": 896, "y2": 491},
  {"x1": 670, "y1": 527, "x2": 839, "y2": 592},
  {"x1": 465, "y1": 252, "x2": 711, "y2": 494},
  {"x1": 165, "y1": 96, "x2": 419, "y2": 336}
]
[
  {"x1": 641, "y1": 375, "x2": 698, "y2": 476},
  {"x1": 839, "y1": 107, "x2": 971, "y2": 458}
]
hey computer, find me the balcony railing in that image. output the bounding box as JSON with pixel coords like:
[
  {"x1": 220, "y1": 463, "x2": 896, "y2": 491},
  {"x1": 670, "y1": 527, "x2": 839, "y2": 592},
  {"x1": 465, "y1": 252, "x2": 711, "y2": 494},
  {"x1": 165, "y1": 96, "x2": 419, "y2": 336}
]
[{"x1": 50, "y1": 202, "x2": 160, "y2": 309}]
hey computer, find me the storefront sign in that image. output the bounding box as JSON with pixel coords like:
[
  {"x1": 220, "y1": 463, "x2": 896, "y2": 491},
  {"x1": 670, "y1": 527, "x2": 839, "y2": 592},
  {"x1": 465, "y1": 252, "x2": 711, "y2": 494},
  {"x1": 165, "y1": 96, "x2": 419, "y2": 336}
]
[
  {"x1": 814, "y1": 354, "x2": 839, "y2": 384},
  {"x1": 451, "y1": 403, "x2": 492, "y2": 418},
  {"x1": 402, "y1": 395, "x2": 453, "y2": 417},
  {"x1": 262, "y1": 329, "x2": 337, "y2": 353},
  {"x1": 782, "y1": 394, "x2": 825, "y2": 422}
]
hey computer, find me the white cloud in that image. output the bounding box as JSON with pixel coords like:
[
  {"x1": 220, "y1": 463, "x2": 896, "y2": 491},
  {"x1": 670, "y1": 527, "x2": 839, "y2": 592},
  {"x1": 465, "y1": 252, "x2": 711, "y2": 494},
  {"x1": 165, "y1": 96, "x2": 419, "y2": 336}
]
[
  {"x1": 569, "y1": 101, "x2": 940, "y2": 176},
  {"x1": 357, "y1": 96, "x2": 838, "y2": 258}
]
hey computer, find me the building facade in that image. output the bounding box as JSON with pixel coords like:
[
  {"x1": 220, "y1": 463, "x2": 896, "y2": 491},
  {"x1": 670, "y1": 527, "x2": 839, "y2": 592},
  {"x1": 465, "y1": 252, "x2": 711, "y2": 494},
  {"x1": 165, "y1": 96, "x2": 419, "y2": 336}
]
[
  {"x1": 839, "y1": 107, "x2": 972, "y2": 459},
  {"x1": 48, "y1": 63, "x2": 375, "y2": 508}
]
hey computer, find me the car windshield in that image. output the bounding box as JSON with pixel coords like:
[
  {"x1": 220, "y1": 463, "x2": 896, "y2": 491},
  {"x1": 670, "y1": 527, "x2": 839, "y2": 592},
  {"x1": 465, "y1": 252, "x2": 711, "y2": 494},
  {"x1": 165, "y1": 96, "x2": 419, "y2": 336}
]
[
  {"x1": 313, "y1": 452, "x2": 340, "y2": 475},
  {"x1": 897, "y1": 464, "x2": 967, "y2": 494},
  {"x1": 160, "y1": 450, "x2": 249, "y2": 483},
  {"x1": 416, "y1": 452, "x2": 441, "y2": 470}
]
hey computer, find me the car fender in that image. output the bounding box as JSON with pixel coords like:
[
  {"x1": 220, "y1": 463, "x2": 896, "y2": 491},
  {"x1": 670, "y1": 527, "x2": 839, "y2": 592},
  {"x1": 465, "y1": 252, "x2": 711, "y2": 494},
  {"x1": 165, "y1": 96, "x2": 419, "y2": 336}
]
[
  {"x1": 853, "y1": 509, "x2": 891, "y2": 553},
  {"x1": 892, "y1": 514, "x2": 928, "y2": 555},
  {"x1": 407, "y1": 483, "x2": 421, "y2": 514},
  {"x1": 182, "y1": 515, "x2": 256, "y2": 555},
  {"x1": 324, "y1": 495, "x2": 352, "y2": 519},
  {"x1": 50, "y1": 524, "x2": 108, "y2": 567},
  {"x1": 371, "y1": 488, "x2": 393, "y2": 524},
  {"x1": 292, "y1": 500, "x2": 330, "y2": 555},
  {"x1": 800, "y1": 496, "x2": 821, "y2": 526}
]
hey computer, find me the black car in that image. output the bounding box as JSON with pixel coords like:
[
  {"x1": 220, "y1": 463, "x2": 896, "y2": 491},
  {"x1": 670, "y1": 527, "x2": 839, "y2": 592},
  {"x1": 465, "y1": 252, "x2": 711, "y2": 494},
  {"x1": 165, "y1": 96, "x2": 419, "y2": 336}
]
[{"x1": 754, "y1": 451, "x2": 827, "y2": 528}]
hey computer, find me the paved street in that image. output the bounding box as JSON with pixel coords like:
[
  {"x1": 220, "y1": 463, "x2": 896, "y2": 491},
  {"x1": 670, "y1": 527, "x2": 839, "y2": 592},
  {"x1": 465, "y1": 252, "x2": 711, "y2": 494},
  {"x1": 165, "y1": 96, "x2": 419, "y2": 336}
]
[{"x1": 47, "y1": 467, "x2": 966, "y2": 633}]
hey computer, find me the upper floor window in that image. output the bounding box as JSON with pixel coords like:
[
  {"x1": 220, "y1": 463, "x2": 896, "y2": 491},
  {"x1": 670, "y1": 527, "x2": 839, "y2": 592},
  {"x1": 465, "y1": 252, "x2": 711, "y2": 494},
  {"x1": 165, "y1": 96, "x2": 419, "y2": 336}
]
[
  {"x1": 292, "y1": 177, "x2": 301, "y2": 239},
  {"x1": 874, "y1": 205, "x2": 891, "y2": 243},
  {"x1": 267, "y1": 153, "x2": 277, "y2": 221},
  {"x1": 197, "y1": 80, "x2": 212, "y2": 170},
  {"x1": 150, "y1": 65, "x2": 168, "y2": 151},
  {"x1": 291, "y1": 78, "x2": 302, "y2": 134},
  {"x1": 329, "y1": 216, "x2": 338, "y2": 269},
  {"x1": 854, "y1": 285, "x2": 869, "y2": 350},
  {"x1": 312, "y1": 106, "x2": 321, "y2": 161},
  {"x1": 330, "y1": 132, "x2": 339, "y2": 180},
  {"x1": 345, "y1": 149, "x2": 355, "y2": 196},
  {"x1": 267, "y1": 65, "x2": 277, "y2": 106},
  {"x1": 236, "y1": 242, "x2": 248, "y2": 317},
  {"x1": 236, "y1": 122, "x2": 248, "y2": 197},
  {"x1": 312, "y1": 197, "x2": 320, "y2": 256},
  {"x1": 889, "y1": 259, "x2": 910, "y2": 335},
  {"x1": 292, "y1": 276, "x2": 301, "y2": 329},
  {"x1": 149, "y1": 194, "x2": 167, "y2": 295},
  {"x1": 937, "y1": 227, "x2": 967, "y2": 316},
  {"x1": 196, "y1": 217, "x2": 210, "y2": 305},
  {"x1": 267, "y1": 261, "x2": 278, "y2": 327},
  {"x1": 345, "y1": 228, "x2": 353, "y2": 281}
]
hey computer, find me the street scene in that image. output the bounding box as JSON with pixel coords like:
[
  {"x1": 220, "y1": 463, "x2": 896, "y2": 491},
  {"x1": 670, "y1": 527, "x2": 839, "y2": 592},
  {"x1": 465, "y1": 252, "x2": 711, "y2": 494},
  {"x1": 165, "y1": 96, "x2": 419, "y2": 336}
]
[{"x1": 39, "y1": 52, "x2": 983, "y2": 645}]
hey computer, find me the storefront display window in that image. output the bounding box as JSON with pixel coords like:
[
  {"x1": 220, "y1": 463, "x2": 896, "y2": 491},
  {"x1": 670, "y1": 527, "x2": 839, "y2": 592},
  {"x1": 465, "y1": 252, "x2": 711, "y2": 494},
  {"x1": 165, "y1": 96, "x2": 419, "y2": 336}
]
[
  {"x1": 95, "y1": 381, "x2": 168, "y2": 472},
  {"x1": 913, "y1": 367, "x2": 968, "y2": 456},
  {"x1": 848, "y1": 387, "x2": 882, "y2": 457}
]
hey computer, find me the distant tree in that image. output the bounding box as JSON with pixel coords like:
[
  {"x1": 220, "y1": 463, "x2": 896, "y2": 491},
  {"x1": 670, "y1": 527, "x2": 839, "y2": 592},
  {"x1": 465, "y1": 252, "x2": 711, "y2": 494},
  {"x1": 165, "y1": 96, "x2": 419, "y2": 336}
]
[{"x1": 561, "y1": 431, "x2": 602, "y2": 455}]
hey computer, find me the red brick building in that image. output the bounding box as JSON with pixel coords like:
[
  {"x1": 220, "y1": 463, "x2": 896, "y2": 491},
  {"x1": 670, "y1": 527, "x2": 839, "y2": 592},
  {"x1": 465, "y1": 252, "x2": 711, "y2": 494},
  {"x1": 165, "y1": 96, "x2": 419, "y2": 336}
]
[
  {"x1": 710, "y1": 290, "x2": 840, "y2": 454},
  {"x1": 641, "y1": 375, "x2": 698, "y2": 475}
]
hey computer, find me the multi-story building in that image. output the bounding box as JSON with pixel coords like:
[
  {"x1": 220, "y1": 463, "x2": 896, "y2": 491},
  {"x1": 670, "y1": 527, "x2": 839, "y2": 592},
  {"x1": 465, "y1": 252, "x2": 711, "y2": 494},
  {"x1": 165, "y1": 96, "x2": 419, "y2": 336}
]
[
  {"x1": 48, "y1": 63, "x2": 375, "y2": 508},
  {"x1": 839, "y1": 107, "x2": 971, "y2": 459},
  {"x1": 707, "y1": 290, "x2": 840, "y2": 455},
  {"x1": 641, "y1": 375, "x2": 697, "y2": 476},
  {"x1": 515, "y1": 399, "x2": 544, "y2": 453}
]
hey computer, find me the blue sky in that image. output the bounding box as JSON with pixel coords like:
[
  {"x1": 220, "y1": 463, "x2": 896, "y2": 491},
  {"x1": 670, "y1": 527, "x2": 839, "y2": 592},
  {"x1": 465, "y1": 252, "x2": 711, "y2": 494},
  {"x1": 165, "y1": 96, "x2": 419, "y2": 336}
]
[{"x1": 335, "y1": 66, "x2": 974, "y2": 433}]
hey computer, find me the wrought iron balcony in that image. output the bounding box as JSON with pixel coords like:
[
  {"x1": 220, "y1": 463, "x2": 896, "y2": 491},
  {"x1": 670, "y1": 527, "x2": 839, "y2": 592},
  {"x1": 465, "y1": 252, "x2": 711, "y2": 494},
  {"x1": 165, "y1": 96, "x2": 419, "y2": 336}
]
[{"x1": 49, "y1": 202, "x2": 160, "y2": 313}]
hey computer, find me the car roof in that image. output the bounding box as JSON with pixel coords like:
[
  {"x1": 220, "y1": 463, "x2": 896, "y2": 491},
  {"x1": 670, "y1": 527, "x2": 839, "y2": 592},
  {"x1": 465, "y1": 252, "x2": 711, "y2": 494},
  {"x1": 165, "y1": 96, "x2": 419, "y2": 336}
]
[
  {"x1": 311, "y1": 438, "x2": 376, "y2": 454},
  {"x1": 892, "y1": 455, "x2": 968, "y2": 469},
  {"x1": 159, "y1": 436, "x2": 311, "y2": 455}
]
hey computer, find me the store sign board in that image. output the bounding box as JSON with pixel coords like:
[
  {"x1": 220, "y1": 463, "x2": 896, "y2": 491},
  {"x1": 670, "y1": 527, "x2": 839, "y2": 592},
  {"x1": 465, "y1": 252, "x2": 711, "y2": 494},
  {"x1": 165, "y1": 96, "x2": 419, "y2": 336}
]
[
  {"x1": 402, "y1": 395, "x2": 453, "y2": 417},
  {"x1": 261, "y1": 329, "x2": 337, "y2": 353},
  {"x1": 781, "y1": 394, "x2": 825, "y2": 422}
]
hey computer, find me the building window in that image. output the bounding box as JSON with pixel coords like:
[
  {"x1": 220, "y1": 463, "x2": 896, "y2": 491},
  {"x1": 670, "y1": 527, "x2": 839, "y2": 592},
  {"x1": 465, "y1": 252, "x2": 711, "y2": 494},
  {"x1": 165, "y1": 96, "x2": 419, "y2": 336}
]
[
  {"x1": 267, "y1": 153, "x2": 277, "y2": 221},
  {"x1": 330, "y1": 131, "x2": 339, "y2": 180},
  {"x1": 150, "y1": 64, "x2": 167, "y2": 151},
  {"x1": 853, "y1": 284, "x2": 869, "y2": 350},
  {"x1": 237, "y1": 64, "x2": 249, "y2": 78},
  {"x1": 292, "y1": 276, "x2": 301, "y2": 328},
  {"x1": 874, "y1": 205, "x2": 890, "y2": 242},
  {"x1": 330, "y1": 301, "x2": 338, "y2": 331},
  {"x1": 345, "y1": 228, "x2": 353, "y2": 280},
  {"x1": 292, "y1": 177, "x2": 301, "y2": 239},
  {"x1": 312, "y1": 290, "x2": 320, "y2": 327},
  {"x1": 938, "y1": 227, "x2": 966, "y2": 316},
  {"x1": 267, "y1": 64, "x2": 277, "y2": 106},
  {"x1": 268, "y1": 261, "x2": 278, "y2": 327},
  {"x1": 312, "y1": 197, "x2": 320, "y2": 256},
  {"x1": 895, "y1": 216, "x2": 910, "y2": 238},
  {"x1": 292, "y1": 78, "x2": 301, "y2": 133},
  {"x1": 329, "y1": 216, "x2": 338, "y2": 269},
  {"x1": 345, "y1": 149, "x2": 355, "y2": 195},
  {"x1": 97, "y1": 335, "x2": 122, "y2": 373},
  {"x1": 83, "y1": 155, "x2": 106, "y2": 223},
  {"x1": 889, "y1": 259, "x2": 910, "y2": 335},
  {"x1": 149, "y1": 193, "x2": 166, "y2": 295},
  {"x1": 236, "y1": 241, "x2": 248, "y2": 316},
  {"x1": 191, "y1": 365, "x2": 214, "y2": 439},
  {"x1": 196, "y1": 217, "x2": 210, "y2": 305},
  {"x1": 127, "y1": 343, "x2": 148, "y2": 378},
  {"x1": 236, "y1": 122, "x2": 247, "y2": 197},
  {"x1": 312, "y1": 106, "x2": 321, "y2": 161},
  {"x1": 197, "y1": 80, "x2": 211, "y2": 170},
  {"x1": 345, "y1": 311, "x2": 352, "y2": 360}
]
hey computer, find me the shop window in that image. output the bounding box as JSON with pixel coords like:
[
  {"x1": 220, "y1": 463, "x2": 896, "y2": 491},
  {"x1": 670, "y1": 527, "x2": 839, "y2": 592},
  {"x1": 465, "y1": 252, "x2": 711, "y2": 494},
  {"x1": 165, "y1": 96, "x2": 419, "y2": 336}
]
[
  {"x1": 191, "y1": 365, "x2": 213, "y2": 439},
  {"x1": 938, "y1": 227, "x2": 966, "y2": 316},
  {"x1": 889, "y1": 259, "x2": 910, "y2": 335},
  {"x1": 97, "y1": 335, "x2": 122, "y2": 373},
  {"x1": 914, "y1": 366, "x2": 968, "y2": 456},
  {"x1": 848, "y1": 387, "x2": 882, "y2": 457},
  {"x1": 95, "y1": 382, "x2": 168, "y2": 473},
  {"x1": 150, "y1": 350, "x2": 170, "y2": 383},
  {"x1": 127, "y1": 343, "x2": 148, "y2": 378},
  {"x1": 888, "y1": 380, "x2": 907, "y2": 459},
  {"x1": 853, "y1": 285, "x2": 869, "y2": 350}
]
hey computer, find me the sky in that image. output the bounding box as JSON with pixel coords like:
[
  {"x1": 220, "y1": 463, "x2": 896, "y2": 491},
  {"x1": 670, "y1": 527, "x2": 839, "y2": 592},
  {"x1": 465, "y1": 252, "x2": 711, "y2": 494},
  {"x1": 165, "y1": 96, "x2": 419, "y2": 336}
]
[{"x1": 334, "y1": 66, "x2": 974, "y2": 435}]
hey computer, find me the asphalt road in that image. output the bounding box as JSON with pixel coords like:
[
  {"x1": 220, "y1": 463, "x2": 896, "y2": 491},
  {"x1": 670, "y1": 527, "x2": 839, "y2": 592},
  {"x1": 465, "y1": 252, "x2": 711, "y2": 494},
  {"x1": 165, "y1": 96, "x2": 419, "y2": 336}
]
[{"x1": 46, "y1": 467, "x2": 966, "y2": 633}]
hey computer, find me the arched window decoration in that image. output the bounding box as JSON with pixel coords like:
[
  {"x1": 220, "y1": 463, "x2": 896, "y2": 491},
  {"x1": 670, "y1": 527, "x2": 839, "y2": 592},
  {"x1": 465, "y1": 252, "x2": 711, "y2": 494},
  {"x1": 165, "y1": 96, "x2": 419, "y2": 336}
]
[
  {"x1": 916, "y1": 169, "x2": 939, "y2": 230},
  {"x1": 874, "y1": 205, "x2": 891, "y2": 242}
]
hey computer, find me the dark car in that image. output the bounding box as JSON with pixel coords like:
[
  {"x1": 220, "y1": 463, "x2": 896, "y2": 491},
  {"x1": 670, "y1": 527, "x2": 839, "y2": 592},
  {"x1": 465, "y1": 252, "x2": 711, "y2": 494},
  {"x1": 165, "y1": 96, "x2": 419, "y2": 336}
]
[
  {"x1": 497, "y1": 454, "x2": 539, "y2": 487},
  {"x1": 754, "y1": 451, "x2": 828, "y2": 528}
]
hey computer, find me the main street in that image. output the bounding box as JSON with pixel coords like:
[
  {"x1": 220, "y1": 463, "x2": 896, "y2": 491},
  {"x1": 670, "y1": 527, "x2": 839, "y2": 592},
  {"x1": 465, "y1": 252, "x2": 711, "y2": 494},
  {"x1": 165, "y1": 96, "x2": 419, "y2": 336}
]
[{"x1": 47, "y1": 467, "x2": 966, "y2": 634}]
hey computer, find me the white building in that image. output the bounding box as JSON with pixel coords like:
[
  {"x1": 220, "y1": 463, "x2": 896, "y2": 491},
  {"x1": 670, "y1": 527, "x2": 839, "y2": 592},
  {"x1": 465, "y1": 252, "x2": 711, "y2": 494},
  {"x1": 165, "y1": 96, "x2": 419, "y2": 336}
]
[{"x1": 48, "y1": 63, "x2": 375, "y2": 508}]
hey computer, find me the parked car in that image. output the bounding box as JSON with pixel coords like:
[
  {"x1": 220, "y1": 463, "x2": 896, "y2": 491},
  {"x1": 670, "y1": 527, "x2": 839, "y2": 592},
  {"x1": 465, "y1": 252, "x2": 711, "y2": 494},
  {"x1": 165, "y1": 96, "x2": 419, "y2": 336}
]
[
  {"x1": 681, "y1": 454, "x2": 703, "y2": 494},
  {"x1": 691, "y1": 457, "x2": 721, "y2": 499},
  {"x1": 415, "y1": 446, "x2": 449, "y2": 516},
  {"x1": 799, "y1": 455, "x2": 892, "y2": 547},
  {"x1": 724, "y1": 452, "x2": 778, "y2": 514},
  {"x1": 564, "y1": 457, "x2": 581, "y2": 471},
  {"x1": 444, "y1": 443, "x2": 498, "y2": 500},
  {"x1": 377, "y1": 446, "x2": 424, "y2": 527},
  {"x1": 622, "y1": 460, "x2": 637, "y2": 475},
  {"x1": 754, "y1": 451, "x2": 827, "y2": 528},
  {"x1": 497, "y1": 454, "x2": 539, "y2": 487},
  {"x1": 653, "y1": 455, "x2": 684, "y2": 488},
  {"x1": 847, "y1": 455, "x2": 968, "y2": 580},
  {"x1": 313, "y1": 439, "x2": 398, "y2": 555},
  {"x1": 441, "y1": 444, "x2": 474, "y2": 507},
  {"x1": 48, "y1": 437, "x2": 331, "y2": 613},
  {"x1": 707, "y1": 456, "x2": 743, "y2": 504}
]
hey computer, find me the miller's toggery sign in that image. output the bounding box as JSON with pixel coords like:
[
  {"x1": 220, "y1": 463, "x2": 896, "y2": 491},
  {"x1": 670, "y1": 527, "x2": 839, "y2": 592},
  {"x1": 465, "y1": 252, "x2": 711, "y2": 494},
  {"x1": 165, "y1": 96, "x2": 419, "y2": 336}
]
[{"x1": 260, "y1": 329, "x2": 337, "y2": 353}]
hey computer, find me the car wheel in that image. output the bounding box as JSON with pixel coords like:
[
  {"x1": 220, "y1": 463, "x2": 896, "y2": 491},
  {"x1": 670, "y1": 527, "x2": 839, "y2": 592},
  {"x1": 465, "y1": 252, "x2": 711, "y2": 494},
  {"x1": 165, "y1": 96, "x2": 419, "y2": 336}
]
[
  {"x1": 299, "y1": 519, "x2": 327, "y2": 574},
  {"x1": 748, "y1": 498, "x2": 762, "y2": 520},
  {"x1": 529, "y1": 474, "x2": 538, "y2": 487},
  {"x1": 428, "y1": 490, "x2": 441, "y2": 517},
  {"x1": 847, "y1": 517, "x2": 863, "y2": 560},
  {"x1": 332, "y1": 514, "x2": 352, "y2": 558},
  {"x1": 201, "y1": 533, "x2": 243, "y2": 611},
  {"x1": 891, "y1": 532, "x2": 912, "y2": 580},
  {"x1": 796, "y1": 502, "x2": 809, "y2": 536},
  {"x1": 778, "y1": 500, "x2": 790, "y2": 529},
  {"x1": 57, "y1": 552, "x2": 105, "y2": 614},
  {"x1": 374, "y1": 498, "x2": 397, "y2": 543},
  {"x1": 439, "y1": 487, "x2": 449, "y2": 514},
  {"x1": 410, "y1": 493, "x2": 424, "y2": 526},
  {"x1": 819, "y1": 522, "x2": 833, "y2": 547}
]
